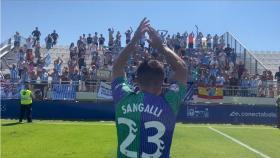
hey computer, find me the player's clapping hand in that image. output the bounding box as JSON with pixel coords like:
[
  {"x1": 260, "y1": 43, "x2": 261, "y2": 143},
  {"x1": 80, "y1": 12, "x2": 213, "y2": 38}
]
[
  {"x1": 130, "y1": 18, "x2": 150, "y2": 45},
  {"x1": 147, "y1": 25, "x2": 164, "y2": 50}
]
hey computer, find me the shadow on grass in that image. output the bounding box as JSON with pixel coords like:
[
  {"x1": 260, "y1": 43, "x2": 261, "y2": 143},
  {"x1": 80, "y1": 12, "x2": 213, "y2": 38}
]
[{"x1": 1, "y1": 122, "x2": 22, "y2": 126}]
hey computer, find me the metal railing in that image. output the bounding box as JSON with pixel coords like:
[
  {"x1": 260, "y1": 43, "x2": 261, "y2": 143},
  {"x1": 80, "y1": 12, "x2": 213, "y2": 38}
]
[
  {"x1": 1, "y1": 80, "x2": 279, "y2": 101},
  {"x1": 221, "y1": 32, "x2": 268, "y2": 75}
]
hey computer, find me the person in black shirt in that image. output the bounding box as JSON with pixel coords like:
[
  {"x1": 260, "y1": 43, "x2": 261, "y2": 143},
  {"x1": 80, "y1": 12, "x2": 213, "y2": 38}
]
[
  {"x1": 87, "y1": 34, "x2": 93, "y2": 45},
  {"x1": 32, "y1": 27, "x2": 41, "y2": 46},
  {"x1": 51, "y1": 30, "x2": 59, "y2": 47},
  {"x1": 99, "y1": 34, "x2": 105, "y2": 51},
  {"x1": 275, "y1": 66, "x2": 280, "y2": 95}
]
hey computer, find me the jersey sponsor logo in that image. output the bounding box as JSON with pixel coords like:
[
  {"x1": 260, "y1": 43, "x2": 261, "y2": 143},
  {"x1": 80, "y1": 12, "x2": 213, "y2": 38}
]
[{"x1": 121, "y1": 103, "x2": 163, "y2": 118}]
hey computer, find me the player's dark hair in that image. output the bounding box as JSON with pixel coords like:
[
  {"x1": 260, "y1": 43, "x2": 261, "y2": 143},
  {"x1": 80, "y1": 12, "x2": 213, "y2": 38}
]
[{"x1": 136, "y1": 60, "x2": 164, "y2": 87}]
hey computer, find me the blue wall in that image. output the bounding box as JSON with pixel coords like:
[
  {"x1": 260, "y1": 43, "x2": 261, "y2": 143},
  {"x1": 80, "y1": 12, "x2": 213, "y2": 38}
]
[{"x1": 1, "y1": 100, "x2": 277, "y2": 125}]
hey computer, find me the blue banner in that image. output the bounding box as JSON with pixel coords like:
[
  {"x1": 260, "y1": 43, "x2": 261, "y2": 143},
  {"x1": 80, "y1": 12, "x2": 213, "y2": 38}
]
[
  {"x1": 1, "y1": 100, "x2": 277, "y2": 125},
  {"x1": 51, "y1": 84, "x2": 76, "y2": 100}
]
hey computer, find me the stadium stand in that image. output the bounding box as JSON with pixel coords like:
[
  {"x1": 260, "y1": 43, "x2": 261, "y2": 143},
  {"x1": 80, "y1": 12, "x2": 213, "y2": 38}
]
[{"x1": 0, "y1": 30, "x2": 279, "y2": 101}]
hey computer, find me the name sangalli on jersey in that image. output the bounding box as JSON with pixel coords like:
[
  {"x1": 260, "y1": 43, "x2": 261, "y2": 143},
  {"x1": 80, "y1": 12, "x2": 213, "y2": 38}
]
[{"x1": 121, "y1": 103, "x2": 163, "y2": 117}]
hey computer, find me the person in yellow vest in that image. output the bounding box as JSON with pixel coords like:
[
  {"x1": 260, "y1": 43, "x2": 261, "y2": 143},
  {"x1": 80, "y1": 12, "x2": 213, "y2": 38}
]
[{"x1": 19, "y1": 86, "x2": 34, "y2": 123}]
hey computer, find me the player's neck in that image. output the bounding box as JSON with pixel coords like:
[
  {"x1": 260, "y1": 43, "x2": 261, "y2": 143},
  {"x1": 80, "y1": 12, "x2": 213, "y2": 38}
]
[{"x1": 139, "y1": 86, "x2": 162, "y2": 96}]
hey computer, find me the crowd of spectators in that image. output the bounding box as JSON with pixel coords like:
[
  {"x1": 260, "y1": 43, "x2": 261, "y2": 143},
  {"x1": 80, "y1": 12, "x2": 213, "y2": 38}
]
[{"x1": 1, "y1": 26, "x2": 280, "y2": 99}]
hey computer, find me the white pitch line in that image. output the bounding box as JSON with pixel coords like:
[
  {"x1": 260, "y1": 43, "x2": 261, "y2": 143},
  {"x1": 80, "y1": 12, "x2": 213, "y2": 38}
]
[
  {"x1": 177, "y1": 125, "x2": 276, "y2": 130},
  {"x1": 208, "y1": 126, "x2": 271, "y2": 158}
]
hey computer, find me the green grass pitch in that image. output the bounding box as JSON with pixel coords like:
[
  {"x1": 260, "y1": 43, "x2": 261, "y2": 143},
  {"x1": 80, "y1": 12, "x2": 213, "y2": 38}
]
[{"x1": 1, "y1": 119, "x2": 280, "y2": 158}]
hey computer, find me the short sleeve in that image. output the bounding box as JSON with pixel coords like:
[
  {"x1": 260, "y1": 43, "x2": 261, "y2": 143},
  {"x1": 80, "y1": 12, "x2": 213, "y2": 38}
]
[
  {"x1": 111, "y1": 77, "x2": 133, "y2": 103},
  {"x1": 164, "y1": 82, "x2": 188, "y2": 114}
]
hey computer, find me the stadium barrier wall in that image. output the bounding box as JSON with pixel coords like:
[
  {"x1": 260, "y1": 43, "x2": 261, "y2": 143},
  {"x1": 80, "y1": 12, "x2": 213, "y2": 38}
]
[{"x1": 1, "y1": 100, "x2": 277, "y2": 125}]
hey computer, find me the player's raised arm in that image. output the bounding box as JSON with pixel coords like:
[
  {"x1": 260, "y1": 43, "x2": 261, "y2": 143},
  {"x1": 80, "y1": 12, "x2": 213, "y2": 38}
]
[
  {"x1": 112, "y1": 18, "x2": 150, "y2": 79},
  {"x1": 147, "y1": 26, "x2": 187, "y2": 84}
]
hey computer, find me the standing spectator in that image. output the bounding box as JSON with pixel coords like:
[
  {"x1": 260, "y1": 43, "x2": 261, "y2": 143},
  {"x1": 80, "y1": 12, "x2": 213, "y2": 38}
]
[
  {"x1": 125, "y1": 27, "x2": 133, "y2": 44},
  {"x1": 237, "y1": 61, "x2": 245, "y2": 79},
  {"x1": 61, "y1": 69, "x2": 70, "y2": 84},
  {"x1": 206, "y1": 34, "x2": 212, "y2": 49},
  {"x1": 45, "y1": 34, "x2": 53, "y2": 50},
  {"x1": 50, "y1": 68, "x2": 60, "y2": 84},
  {"x1": 98, "y1": 34, "x2": 105, "y2": 51},
  {"x1": 78, "y1": 55, "x2": 86, "y2": 70},
  {"x1": 14, "y1": 32, "x2": 21, "y2": 48},
  {"x1": 77, "y1": 36, "x2": 83, "y2": 49},
  {"x1": 188, "y1": 32, "x2": 194, "y2": 49},
  {"x1": 70, "y1": 69, "x2": 80, "y2": 91},
  {"x1": 88, "y1": 64, "x2": 97, "y2": 91},
  {"x1": 93, "y1": 32, "x2": 99, "y2": 47},
  {"x1": 26, "y1": 37, "x2": 34, "y2": 62},
  {"x1": 213, "y1": 34, "x2": 219, "y2": 49},
  {"x1": 139, "y1": 34, "x2": 146, "y2": 48},
  {"x1": 115, "y1": 31, "x2": 122, "y2": 47},
  {"x1": 3, "y1": 58, "x2": 18, "y2": 82},
  {"x1": 108, "y1": 28, "x2": 114, "y2": 47},
  {"x1": 158, "y1": 30, "x2": 168, "y2": 42},
  {"x1": 54, "y1": 57, "x2": 63, "y2": 75},
  {"x1": 69, "y1": 43, "x2": 75, "y2": 59},
  {"x1": 32, "y1": 27, "x2": 41, "y2": 47},
  {"x1": 82, "y1": 34, "x2": 87, "y2": 45},
  {"x1": 68, "y1": 58, "x2": 77, "y2": 76},
  {"x1": 51, "y1": 30, "x2": 59, "y2": 47},
  {"x1": 267, "y1": 70, "x2": 274, "y2": 97},
  {"x1": 34, "y1": 42, "x2": 41, "y2": 58},
  {"x1": 38, "y1": 68, "x2": 49, "y2": 99},
  {"x1": 87, "y1": 33, "x2": 93, "y2": 47},
  {"x1": 195, "y1": 32, "x2": 203, "y2": 49},
  {"x1": 275, "y1": 66, "x2": 280, "y2": 95},
  {"x1": 224, "y1": 44, "x2": 232, "y2": 66}
]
